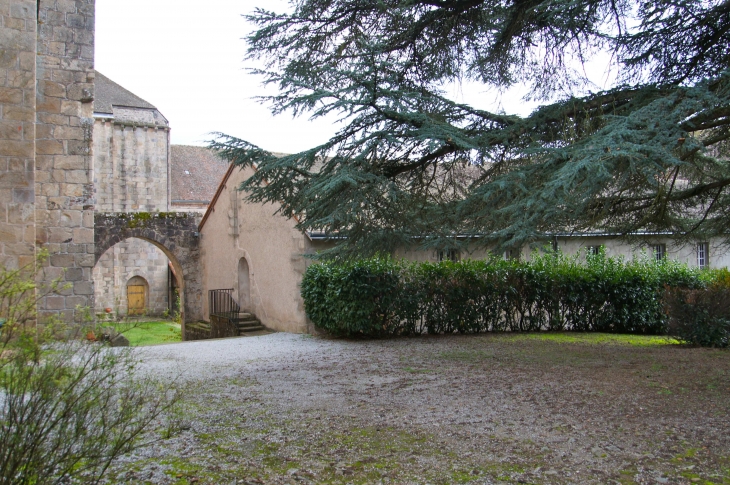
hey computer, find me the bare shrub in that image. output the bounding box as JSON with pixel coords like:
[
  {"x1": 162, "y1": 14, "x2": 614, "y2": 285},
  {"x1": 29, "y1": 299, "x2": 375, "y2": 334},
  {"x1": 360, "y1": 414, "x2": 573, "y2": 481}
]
[{"x1": 0, "y1": 252, "x2": 179, "y2": 485}]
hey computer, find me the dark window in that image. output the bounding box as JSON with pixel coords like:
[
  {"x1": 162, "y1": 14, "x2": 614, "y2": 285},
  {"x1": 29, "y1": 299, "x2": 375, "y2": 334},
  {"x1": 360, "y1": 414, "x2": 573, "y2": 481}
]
[
  {"x1": 438, "y1": 249, "x2": 460, "y2": 262},
  {"x1": 651, "y1": 244, "x2": 666, "y2": 261}
]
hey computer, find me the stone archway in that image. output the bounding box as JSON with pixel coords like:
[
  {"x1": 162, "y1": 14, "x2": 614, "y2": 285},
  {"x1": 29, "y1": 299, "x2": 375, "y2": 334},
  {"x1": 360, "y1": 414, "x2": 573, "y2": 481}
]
[
  {"x1": 95, "y1": 212, "x2": 203, "y2": 339},
  {"x1": 93, "y1": 238, "x2": 171, "y2": 318}
]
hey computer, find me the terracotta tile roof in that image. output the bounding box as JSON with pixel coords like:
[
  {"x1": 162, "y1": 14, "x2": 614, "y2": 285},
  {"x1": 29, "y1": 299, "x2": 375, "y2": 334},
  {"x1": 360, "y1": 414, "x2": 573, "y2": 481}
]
[
  {"x1": 170, "y1": 145, "x2": 231, "y2": 203},
  {"x1": 94, "y1": 71, "x2": 157, "y2": 113}
]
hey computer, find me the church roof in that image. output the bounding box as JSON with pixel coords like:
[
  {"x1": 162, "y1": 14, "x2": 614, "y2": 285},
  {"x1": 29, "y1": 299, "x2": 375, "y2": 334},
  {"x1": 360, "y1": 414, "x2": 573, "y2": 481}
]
[
  {"x1": 170, "y1": 145, "x2": 231, "y2": 204},
  {"x1": 93, "y1": 71, "x2": 157, "y2": 114}
]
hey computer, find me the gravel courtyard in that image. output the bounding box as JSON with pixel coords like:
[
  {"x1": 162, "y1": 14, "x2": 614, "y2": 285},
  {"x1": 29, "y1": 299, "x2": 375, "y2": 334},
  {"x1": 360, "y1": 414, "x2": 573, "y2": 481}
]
[{"x1": 111, "y1": 332, "x2": 730, "y2": 485}]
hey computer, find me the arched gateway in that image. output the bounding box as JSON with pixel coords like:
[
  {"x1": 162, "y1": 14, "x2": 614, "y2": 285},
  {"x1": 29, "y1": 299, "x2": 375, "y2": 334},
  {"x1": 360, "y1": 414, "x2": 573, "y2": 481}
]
[{"x1": 94, "y1": 212, "x2": 203, "y2": 338}]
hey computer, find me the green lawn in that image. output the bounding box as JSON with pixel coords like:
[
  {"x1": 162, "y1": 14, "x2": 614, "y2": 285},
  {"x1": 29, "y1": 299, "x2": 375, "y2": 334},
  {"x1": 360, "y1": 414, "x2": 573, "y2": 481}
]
[
  {"x1": 116, "y1": 325, "x2": 678, "y2": 348},
  {"x1": 118, "y1": 320, "x2": 182, "y2": 346},
  {"x1": 503, "y1": 331, "x2": 681, "y2": 346}
]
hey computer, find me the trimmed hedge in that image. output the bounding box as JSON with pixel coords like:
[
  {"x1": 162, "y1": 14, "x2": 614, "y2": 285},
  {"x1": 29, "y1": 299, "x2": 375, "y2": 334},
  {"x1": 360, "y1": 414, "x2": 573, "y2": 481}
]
[
  {"x1": 664, "y1": 268, "x2": 730, "y2": 347},
  {"x1": 301, "y1": 252, "x2": 705, "y2": 338}
]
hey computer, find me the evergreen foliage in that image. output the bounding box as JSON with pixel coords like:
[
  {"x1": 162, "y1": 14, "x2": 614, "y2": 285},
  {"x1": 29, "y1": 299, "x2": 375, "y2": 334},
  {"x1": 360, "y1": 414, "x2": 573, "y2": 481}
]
[
  {"x1": 213, "y1": 0, "x2": 730, "y2": 256},
  {"x1": 300, "y1": 252, "x2": 703, "y2": 337},
  {"x1": 664, "y1": 268, "x2": 730, "y2": 347}
]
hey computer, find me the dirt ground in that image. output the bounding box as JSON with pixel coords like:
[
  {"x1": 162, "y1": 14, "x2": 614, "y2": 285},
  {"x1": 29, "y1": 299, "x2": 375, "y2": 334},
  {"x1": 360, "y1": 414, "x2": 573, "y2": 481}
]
[{"x1": 110, "y1": 333, "x2": 730, "y2": 484}]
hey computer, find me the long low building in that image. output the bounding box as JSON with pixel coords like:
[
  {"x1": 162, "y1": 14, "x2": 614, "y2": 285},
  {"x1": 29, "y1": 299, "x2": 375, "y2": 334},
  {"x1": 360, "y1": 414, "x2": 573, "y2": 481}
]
[{"x1": 197, "y1": 163, "x2": 730, "y2": 334}]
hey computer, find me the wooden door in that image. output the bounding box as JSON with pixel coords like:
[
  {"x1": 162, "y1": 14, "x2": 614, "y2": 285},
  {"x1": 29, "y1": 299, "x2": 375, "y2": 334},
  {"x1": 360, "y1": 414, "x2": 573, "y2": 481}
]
[{"x1": 127, "y1": 285, "x2": 146, "y2": 315}]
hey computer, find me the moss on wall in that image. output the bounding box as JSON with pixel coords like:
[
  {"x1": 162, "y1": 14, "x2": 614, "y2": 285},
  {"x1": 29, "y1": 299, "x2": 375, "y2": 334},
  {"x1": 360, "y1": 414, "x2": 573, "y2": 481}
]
[{"x1": 104, "y1": 212, "x2": 189, "y2": 229}]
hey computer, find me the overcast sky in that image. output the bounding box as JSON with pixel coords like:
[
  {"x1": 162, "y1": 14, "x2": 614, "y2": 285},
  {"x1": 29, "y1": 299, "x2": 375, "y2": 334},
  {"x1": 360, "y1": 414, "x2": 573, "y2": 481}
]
[{"x1": 95, "y1": 1, "x2": 610, "y2": 153}]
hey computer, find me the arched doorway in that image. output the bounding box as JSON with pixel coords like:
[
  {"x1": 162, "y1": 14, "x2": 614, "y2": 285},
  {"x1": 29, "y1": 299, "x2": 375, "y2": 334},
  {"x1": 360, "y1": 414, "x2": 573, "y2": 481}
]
[
  {"x1": 94, "y1": 211, "x2": 203, "y2": 337},
  {"x1": 238, "y1": 257, "x2": 250, "y2": 312},
  {"x1": 92, "y1": 237, "x2": 181, "y2": 319},
  {"x1": 126, "y1": 275, "x2": 149, "y2": 315}
]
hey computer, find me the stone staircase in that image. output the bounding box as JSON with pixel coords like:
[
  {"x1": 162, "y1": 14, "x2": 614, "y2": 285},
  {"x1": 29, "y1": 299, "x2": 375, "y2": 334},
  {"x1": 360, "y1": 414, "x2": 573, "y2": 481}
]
[
  {"x1": 233, "y1": 312, "x2": 265, "y2": 335},
  {"x1": 208, "y1": 289, "x2": 267, "y2": 338}
]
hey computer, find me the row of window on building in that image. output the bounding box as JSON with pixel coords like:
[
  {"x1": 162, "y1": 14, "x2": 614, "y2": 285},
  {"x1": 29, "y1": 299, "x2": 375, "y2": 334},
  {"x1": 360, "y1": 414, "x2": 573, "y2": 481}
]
[
  {"x1": 437, "y1": 242, "x2": 712, "y2": 268},
  {"x1": 588, "y1": 243, "x2": 710, "y2": 269}
]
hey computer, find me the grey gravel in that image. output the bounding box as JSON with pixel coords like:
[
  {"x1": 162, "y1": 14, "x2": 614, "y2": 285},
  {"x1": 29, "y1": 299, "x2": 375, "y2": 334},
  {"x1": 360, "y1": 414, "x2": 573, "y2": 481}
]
[{"x1": 110, "y1": 332, "x2": 730, "y2": 484}]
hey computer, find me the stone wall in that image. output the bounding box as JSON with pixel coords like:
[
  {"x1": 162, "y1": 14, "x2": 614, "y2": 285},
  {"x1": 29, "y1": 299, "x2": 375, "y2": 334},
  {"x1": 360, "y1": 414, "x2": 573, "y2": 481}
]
[
  {"x1": 0, "y1": 0, "x2": 96, "y2": 321},
  {"x1": 93, "y1": 114, "x2": 169, "y2": 212},
  {"x1": 93, "y1": 238, "x2": 169, "y2": 316},
  {"x1": 35, "y1": 0, "x2": 96, "y2": 322},
  {"x1": 0, "y1": 0, "x2": 37, "y2": 270},
  {"x1": 94, "y1": 212, "x2": 204, "y2": 331},
  {"x1": 92, "y1": 102, "x2": 171, "y2": 318}
]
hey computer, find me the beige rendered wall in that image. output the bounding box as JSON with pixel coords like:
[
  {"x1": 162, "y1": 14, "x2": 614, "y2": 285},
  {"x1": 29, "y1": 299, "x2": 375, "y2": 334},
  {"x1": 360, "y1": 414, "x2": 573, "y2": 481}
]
[
  {"x1": 397, "y1": 237, "x2": 730, "y2": 268},
  {"x1": 201, "y1": 173, "x2": 730, "y2": 335},
  {"x1": 396, "y1": 245, "x2": 494, "y2": 262},
  {"x1": 555, "y1": 236, "x2": 730, "y2": 269},
  {"x1": 200, "y1": 166, "x2": 312, "y2": 333}
]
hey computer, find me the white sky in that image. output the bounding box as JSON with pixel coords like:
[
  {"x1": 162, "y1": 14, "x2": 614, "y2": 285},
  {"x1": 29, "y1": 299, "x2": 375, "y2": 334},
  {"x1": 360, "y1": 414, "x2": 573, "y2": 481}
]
[
  {"x1": 95, "y1": 0, "x2": 335, "y2": 152},
  {"x1": 95, "y1": 1, "x2": 614, "y2": 153}
]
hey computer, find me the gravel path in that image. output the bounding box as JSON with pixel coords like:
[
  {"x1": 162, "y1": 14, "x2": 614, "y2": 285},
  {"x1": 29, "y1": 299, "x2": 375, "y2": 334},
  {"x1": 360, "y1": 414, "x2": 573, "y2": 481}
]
[{"x1": 114, "y1": 332, "x2": 730, "y2": 485}]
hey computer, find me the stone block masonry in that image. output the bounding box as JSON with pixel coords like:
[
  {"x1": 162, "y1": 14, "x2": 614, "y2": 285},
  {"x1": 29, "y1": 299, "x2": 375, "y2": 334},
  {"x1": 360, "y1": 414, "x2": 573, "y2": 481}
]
[
  {"x1": 93, "y1": 118, "x2": 170, "y2": 212},
  {"x1": 95, "y1": 212, "x2": 204, "y2": 335},
  {"x1": 35, "y1": 0, "x2": 96, "y2": 322},
  {"x1": 91, "y1": 74, "x2": 173, "y2": 320},
  {"x1": 93, "y1": 238, "x2": 170, "y2": 316},
  {"x1": 0, "y1": 0, "x2": 37, "y2": 271},
  {"x1": 1, "y1": 0, "x2": 208, "y2": 325}
]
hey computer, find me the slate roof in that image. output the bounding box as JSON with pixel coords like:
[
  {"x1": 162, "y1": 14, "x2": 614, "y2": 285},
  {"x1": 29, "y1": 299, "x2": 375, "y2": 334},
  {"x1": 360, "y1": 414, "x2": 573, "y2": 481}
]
[
  {"x1": 94, "y1": 71, "x2": 157, "y2": 114},
  {"x1": 170, "y1": 145, "x2": 231, "y2": 203}
]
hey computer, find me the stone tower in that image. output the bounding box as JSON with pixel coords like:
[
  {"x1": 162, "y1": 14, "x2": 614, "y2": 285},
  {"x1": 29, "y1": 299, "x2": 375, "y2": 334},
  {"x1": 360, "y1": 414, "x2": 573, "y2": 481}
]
[
  {"x1": 0, "y1": 0, "x2": 96, "y2": 322},
  {"x1": 91, "y1": 71, "x2": 172, "y2": 317}
]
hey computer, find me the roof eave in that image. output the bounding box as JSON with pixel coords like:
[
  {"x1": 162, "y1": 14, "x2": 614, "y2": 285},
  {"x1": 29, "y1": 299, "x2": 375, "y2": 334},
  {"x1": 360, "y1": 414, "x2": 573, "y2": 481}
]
[{"x1": 197, "y1": 162, "x2": 236, "y2": 232}]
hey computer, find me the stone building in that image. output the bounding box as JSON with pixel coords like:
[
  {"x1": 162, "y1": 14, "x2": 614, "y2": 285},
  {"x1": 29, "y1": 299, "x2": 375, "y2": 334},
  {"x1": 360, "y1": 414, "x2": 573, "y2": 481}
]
[
  {"x1": 0, "y1": 0, "x2": 96, "y2": 322},
  {"x1": 199, "y1": 164, "x2": 314, "y2": 333},
  {"x1": 91, "y1": 73, "x2": 228, "y2": 317},
  {"x1": 0, "y1": 0, "x2": 220, "y2": 326},
  {"x1": 91, "y1": 72, "x2": 171, "y2": 317},
  {"x1": 2, "y1": 0, "x2": 728, "y2": 333},
  {"x1": 198, "y1": 163, "x2": 730, "y2": 334}
]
